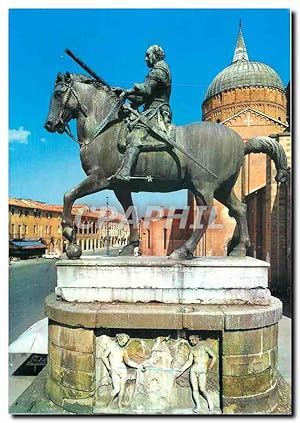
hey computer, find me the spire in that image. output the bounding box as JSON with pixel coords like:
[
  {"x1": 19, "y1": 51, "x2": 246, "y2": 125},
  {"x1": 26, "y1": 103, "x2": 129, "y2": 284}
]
[{"x1": 232, "y1": 20, "x2": 249, "y2": 63}]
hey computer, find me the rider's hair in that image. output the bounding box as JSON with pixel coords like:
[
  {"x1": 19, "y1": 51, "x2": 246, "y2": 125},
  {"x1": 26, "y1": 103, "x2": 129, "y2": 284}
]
[{"x1": 147, "y1": 45, "x2": 165, "y2": 60}]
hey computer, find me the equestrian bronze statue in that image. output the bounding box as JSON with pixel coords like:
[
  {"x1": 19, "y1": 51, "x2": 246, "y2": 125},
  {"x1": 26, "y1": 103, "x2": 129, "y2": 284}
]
[{"x1": 44, "y1": 46, "x2": 289, "y2": 260}]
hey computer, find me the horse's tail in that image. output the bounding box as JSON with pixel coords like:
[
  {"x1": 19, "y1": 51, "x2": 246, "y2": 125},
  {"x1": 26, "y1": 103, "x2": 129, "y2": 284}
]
[{"x1": 244, "y1": 136, "x2": 290, "y2": 183}]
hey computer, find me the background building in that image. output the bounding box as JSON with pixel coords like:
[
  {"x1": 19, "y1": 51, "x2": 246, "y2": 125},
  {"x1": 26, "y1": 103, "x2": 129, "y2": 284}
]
[
  {"x1": 9, "y1": 198, "x2": 63, "y2": 253},
  {"x1": 245, "y1": 131, "x2": 291, "y2": 298},
  {"x1": 9, "y1": 198, "x2": 129, "y2": 255},
  {"x1": 140, "y1": 208, "x2": 192, "y2": 256},
  {"x1": 192, "y1": 23, "x2": 289, "y2": 256}
]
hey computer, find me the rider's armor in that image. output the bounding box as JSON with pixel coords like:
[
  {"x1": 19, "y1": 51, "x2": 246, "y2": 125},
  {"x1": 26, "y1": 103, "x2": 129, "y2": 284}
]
[
  {"x1": 113, "y1": 59, "x2": 172, "y2": 181},
  {"x1": 129, "y1": 59, "x2": 172, "y2": 131}
]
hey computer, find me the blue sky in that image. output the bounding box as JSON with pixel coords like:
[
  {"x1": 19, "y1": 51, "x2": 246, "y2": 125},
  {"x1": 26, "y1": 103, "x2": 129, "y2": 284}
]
[{"x1": 9, "y1": 8, "x2": 290, "y2": 213}]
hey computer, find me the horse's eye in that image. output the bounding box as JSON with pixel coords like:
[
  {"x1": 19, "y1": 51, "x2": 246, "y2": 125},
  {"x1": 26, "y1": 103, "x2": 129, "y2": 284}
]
[{"x1": 55, "y1": 90, "x2": 63, "y2": 98}]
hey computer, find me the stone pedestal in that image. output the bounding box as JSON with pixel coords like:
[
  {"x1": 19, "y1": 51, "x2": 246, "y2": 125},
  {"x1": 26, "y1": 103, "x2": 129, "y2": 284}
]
[
  {"x1": 56, "y1": 256, "x2": 270, "y2": 305},
  {"x1": 45, "y1": 256, "x2": 282, "y2": 414}
]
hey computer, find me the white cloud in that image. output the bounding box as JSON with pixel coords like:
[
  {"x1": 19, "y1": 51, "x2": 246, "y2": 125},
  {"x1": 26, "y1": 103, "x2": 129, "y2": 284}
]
[
  {"x1": 9, "y1": 126, "x2": 31, "y2": 144},
  {"x1": 40, "y1": 137, "x2": 47, "y2": 143}
]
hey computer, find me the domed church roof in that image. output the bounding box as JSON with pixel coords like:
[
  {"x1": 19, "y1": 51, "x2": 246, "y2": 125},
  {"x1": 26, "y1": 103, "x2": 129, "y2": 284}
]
[{"x1": 204, "y1": 24, "x2": 285, "y2": 101}]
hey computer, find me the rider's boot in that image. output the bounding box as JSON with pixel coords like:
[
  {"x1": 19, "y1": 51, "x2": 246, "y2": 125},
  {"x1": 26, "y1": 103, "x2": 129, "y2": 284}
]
[{"x1": 109, "y1": 145, "x2": 140, "y2": 181}]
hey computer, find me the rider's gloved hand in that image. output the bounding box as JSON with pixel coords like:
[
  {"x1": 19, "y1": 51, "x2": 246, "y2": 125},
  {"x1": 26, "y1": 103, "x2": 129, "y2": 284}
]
[
  {"x1": 125, "y1": 88, "x2": 136, "y2": 97},
  {"x1": 111, "y1": 86, "x2": 124, "y2": 96}
]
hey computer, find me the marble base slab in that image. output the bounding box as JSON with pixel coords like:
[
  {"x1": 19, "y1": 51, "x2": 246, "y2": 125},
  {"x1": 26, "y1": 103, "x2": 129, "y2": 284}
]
[{"x1": 55, "y1": 256, "x2": 270, "y2": 305}]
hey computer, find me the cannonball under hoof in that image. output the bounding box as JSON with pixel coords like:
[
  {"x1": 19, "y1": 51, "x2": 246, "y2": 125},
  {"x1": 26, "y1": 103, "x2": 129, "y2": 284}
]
[{"x1": 66, "y1": 243, "x2": 82, "y2": 260}]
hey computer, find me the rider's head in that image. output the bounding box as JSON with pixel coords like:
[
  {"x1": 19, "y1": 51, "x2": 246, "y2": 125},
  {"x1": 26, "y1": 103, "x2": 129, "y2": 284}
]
[{"x1": 145, "y1": 45, "x2": 165, "y2": 67}]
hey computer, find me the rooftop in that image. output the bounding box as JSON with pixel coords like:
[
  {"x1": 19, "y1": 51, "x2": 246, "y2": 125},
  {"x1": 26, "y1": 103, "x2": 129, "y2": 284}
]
[
  {"x1": 204, "y1": 23, "x2": 285, "y2": 101},
  {"x1": 9, "y1": 197, "x2": 125, "y2": 222}
]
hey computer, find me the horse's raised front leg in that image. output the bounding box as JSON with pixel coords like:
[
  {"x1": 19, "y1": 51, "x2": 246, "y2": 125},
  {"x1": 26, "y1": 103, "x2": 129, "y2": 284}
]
[
  {"x1": 169, "y1": 188, "x2": 213, "y2": 260},
  {"x1": 114, "y1": 188, "x2": 139, "y2": 256},
  {"x1": 62, "y1": 174, "x2": 109, "y2": 259}
]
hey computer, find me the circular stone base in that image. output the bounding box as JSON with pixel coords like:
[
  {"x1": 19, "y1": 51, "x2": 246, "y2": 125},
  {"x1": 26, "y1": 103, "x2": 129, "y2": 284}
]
[{"x1": 45, "y1": 294, "x2": 282, "y2": 414}]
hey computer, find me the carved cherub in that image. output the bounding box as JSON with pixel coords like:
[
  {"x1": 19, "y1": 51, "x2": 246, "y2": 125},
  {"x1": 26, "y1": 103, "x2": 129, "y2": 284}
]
[
  {"x1": 177, "y1": 334, "x2": 217, "y2": 413},
  {"x1": 101, "y1": 333, "x2": 140, "y2": 408}
]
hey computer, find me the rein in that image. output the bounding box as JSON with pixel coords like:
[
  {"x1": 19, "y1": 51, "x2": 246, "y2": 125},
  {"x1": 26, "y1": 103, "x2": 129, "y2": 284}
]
[
  {"x1": 90, "y1": 91, "x2": 125, "y2": 141},
  {"x1": 58, "y1": 80, "x2": 88, "y2": 145},
  {"x1": 64, "y1": 123, "x2": 81, "y2": 145},
  {"x1": 58, "y1": 78, "x2": 124, "y2": 147}
]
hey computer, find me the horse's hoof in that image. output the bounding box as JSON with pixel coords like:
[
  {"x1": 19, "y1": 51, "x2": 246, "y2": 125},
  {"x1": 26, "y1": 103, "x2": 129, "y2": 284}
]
[
  {"x1": 66, "y1": 243, "x2": 82, "y2": 260},
  {"x1": 119, "y1": 241, "x2": 140, "y2": 256},
  {"x1": 119, "y1": 246, "x2": 134, "y2": 256},
  {"x1": 169, "y1": 249, "x2": 193, "y2": 260},
  {"x1": 228, "y1": 247, "x2": 247, "y2": 257}
]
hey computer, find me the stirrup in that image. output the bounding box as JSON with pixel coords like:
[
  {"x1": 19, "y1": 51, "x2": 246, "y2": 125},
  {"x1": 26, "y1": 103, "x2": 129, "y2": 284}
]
[{"x1": 107, "y1": 173, "x2": 130, "y2": 182}]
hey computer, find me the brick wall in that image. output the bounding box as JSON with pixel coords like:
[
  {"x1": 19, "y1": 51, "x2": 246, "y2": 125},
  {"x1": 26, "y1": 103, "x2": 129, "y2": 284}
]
[
  {"x1": 245, "y1": 187, "x2": 266, "y2": 260},
  {"x1": 265, "y1": 133, "x2": 291, "y2": 296},
  {"x1": 245, "y1": 133, "x2": 291, "y2": 297},
  {"x1": 202, "y1": 87, "x2": 287, "y2": 123},
  {"x1": 140, "y1": 209, "x2": 193, "y2": 256},
  {"x1": 192, "y1": 84, "x2": 288, "y2": 256}
]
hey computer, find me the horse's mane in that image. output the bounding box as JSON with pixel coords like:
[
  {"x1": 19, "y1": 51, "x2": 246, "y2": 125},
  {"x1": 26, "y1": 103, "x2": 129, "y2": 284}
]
[{"x1": 69, "y1": 73, "x2": 113, "y2": 95}]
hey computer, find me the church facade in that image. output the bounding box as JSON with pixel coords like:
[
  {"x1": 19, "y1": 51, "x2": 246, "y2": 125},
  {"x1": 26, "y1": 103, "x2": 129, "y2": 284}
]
[{"x1": 191, "y1": 24, "x2": 289, "y2": 257}]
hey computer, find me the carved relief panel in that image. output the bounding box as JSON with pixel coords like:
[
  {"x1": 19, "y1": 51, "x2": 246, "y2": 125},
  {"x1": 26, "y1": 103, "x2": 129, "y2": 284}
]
[{"x1": 94, "y1": 329, "x2": 220, "y2": 414}]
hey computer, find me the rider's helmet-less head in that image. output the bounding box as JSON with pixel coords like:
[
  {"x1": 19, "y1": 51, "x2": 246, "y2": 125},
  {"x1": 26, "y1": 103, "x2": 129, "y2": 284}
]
[{"x1": 145, "y1": 45, "x2": 165, "y2": 66}]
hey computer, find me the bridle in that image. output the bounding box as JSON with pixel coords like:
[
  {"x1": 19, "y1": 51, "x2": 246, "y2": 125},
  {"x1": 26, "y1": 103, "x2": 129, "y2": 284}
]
[
  {"x1": 56, "y1": 78, "x2": 88, "y2": 145},
  {"x1": 55, "y1": 77, "x2": 125, "y2": 147}
]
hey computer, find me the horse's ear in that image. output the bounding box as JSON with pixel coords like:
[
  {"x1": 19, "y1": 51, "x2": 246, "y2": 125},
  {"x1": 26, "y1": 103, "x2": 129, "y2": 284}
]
[
  {"x1": 66, "y1": 71, "x2": 71, "y2": 81},
  {"x1": 56, "y1": 72, "x2": 64, "y2": 82}
]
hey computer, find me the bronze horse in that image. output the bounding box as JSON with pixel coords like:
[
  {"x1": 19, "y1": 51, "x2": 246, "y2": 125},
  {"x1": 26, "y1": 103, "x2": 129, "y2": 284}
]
[{"x1": 44, "y1": 72, "x2": 288, "y2": 259}]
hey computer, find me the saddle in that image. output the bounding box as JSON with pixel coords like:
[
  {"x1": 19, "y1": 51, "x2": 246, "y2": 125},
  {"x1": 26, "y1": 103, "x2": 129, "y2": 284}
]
[{"x1": 117, "y1": 107, "x2": 176, "y2": 154}]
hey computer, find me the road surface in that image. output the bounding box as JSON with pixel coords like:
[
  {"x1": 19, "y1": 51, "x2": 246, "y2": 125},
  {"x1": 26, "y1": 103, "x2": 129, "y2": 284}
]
[
  {"x1": 9, "y1": 258, "x2": 57, "y2": 344},
  {"x1": 9, "y1": 248, "x2": 120, "y2": 344}
]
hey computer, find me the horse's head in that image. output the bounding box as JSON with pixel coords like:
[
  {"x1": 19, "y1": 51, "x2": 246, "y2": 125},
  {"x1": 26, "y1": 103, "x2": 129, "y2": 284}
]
[{"x1": 44, "y1": 72, "x2": 88, "y2": 134}]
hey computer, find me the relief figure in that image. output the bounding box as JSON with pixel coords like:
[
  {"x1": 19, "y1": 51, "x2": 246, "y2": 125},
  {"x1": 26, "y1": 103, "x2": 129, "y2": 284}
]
[
  {"x1": 177, "y1": 334, "x2": 217, "y2": 413},
  {"x1": 100, "y1": 333, "x2": 140, "y2": 408}
]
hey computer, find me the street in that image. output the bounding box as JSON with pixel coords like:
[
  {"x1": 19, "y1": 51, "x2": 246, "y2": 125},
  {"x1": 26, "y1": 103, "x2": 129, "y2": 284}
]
[
  {"x1": 9, "y1": 258, "x2": 57, "y2": 344},
  {"x1": 9, "y1": 248, "x2": 120, "y2": 344}
]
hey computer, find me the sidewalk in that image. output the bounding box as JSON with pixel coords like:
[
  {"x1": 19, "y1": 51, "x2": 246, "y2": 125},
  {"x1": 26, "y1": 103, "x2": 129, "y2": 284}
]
[
  {"x1": 277, "y1": 316, "x2": 292, "y2": 385},
  {"x1": 9, "y1": 353, "x2": 34, "y2": 407}
]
